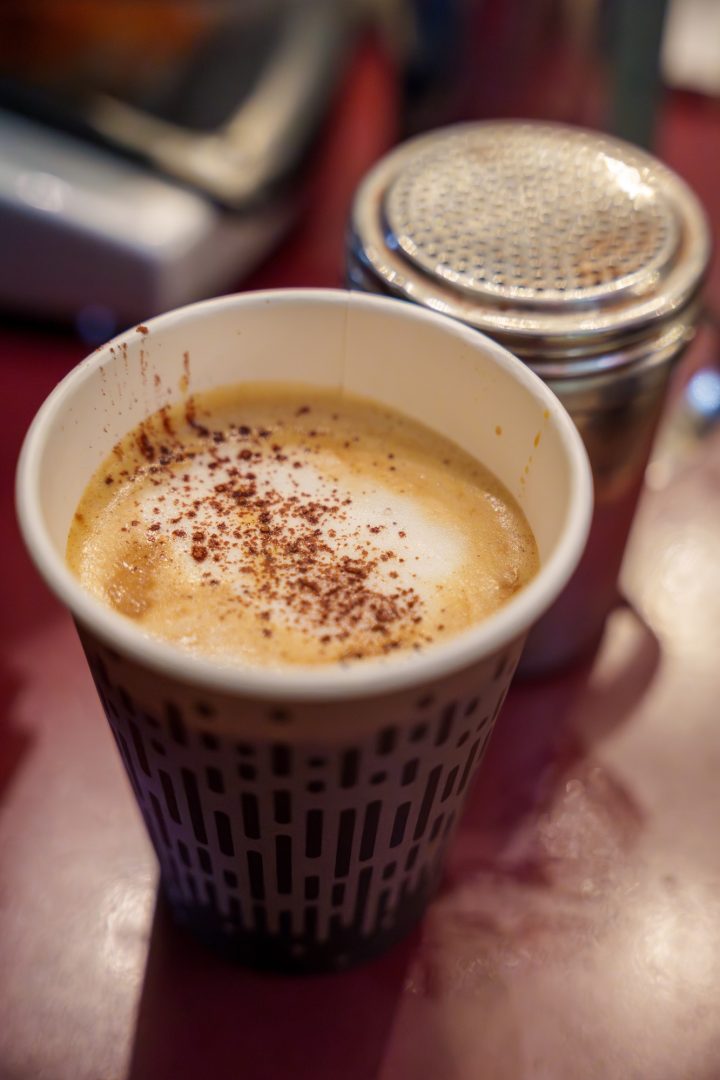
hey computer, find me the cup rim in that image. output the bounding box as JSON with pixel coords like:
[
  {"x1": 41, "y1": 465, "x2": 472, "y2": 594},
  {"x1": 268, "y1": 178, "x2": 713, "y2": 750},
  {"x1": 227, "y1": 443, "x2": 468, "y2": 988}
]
[{"x1": 16, "y1": 288, "x2": 593, "y2": 702}]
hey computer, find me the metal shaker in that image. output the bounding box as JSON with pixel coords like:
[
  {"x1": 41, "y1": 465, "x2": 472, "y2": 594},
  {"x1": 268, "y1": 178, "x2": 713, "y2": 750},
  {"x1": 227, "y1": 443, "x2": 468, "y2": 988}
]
[{"x1": 346, "y1": 121, "x2": 710, "y2": 673}]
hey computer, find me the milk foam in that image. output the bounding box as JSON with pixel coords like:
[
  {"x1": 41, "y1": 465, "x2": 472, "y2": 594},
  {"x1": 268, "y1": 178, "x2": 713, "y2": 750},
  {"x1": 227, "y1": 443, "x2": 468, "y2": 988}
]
[
  {"x1": 137, "y1": 450, "x2": 464, "y2": 605},
  {"x1": 67, "y1": 384, "x2": 539, "y2": 666}
]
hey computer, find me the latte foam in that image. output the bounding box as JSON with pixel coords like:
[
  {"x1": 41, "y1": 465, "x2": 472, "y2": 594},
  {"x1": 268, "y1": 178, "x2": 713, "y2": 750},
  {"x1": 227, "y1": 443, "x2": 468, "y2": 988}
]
[{"x1": 67, "y1": 384, "x2": 538, "y2": 666}]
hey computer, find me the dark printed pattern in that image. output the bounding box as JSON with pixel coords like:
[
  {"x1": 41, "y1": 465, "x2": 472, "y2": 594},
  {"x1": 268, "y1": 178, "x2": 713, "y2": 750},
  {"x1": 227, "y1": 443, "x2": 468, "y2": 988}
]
[{"x1": 86, "y1": 646, "x2": 518, "y2": 971}]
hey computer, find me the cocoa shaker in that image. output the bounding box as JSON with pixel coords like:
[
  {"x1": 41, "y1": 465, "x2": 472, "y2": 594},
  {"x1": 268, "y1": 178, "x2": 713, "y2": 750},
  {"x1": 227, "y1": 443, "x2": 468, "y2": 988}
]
[{"x1": 347, "y1": 121, "x2": 710, "y2": 673}]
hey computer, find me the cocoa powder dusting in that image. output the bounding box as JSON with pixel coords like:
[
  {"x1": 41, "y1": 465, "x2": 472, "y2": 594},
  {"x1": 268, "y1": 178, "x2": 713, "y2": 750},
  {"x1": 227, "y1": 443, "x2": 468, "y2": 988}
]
[{"x1": 114, "y1": 412, "x2": 427, "y2": 658}]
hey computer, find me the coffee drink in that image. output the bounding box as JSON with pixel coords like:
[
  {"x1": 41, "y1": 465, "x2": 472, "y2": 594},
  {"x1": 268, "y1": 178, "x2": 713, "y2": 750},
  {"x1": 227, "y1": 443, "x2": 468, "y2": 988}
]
[{"x1": 67, "y1": 383, "x2": 539, "y2": 666}]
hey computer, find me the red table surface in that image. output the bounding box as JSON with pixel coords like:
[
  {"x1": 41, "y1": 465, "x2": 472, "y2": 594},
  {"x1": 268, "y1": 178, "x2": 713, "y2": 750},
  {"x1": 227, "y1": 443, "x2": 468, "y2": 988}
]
[{"x1": 3, "y1": 44, "x2": 720, "y2": 1080}]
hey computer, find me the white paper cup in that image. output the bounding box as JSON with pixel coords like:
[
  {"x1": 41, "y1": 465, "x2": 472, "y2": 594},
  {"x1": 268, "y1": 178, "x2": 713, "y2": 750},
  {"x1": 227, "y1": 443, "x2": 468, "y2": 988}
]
[{"x1": 17, "y1": 290, "x2": 592, "y2": 971}]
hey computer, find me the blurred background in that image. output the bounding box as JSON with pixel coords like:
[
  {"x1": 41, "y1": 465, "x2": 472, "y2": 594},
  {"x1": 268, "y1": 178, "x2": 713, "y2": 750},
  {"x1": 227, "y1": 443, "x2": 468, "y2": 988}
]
[{"x1": 0, "y1": 0, "x2": 719, "y2": 343}]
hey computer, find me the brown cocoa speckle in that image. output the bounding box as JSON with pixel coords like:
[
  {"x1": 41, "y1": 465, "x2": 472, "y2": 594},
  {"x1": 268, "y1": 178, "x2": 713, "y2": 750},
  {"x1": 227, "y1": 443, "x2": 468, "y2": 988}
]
[{"x1": 138, "y1": 429, "x2": 155, "y2": 462}]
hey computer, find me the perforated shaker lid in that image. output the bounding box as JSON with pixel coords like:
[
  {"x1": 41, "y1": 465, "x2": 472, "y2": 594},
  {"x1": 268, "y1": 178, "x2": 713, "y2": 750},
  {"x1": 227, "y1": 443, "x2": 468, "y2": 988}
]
[{"x1": 349, "y1": 122, "x2": 710, "y2": 360}]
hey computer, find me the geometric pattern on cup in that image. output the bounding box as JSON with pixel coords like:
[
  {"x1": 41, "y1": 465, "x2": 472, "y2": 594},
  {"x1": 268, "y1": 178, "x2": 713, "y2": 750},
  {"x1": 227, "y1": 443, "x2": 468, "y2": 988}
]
[{"x1": 83, "y1": 641, "x2": 520, "y2": 971}]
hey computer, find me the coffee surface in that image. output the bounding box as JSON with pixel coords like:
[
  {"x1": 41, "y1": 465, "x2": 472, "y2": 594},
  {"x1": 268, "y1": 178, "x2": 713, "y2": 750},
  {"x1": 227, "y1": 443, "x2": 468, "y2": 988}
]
[{"x1": 67, "y1": 383, "x2": 539, "y2": 666}]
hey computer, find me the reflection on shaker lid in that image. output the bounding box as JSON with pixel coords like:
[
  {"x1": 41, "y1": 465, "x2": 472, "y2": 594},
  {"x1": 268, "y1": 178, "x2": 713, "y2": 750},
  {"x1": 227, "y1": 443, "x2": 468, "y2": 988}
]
[{"x1": 349, "y1": 122, "x2": 711, "y2": 360}]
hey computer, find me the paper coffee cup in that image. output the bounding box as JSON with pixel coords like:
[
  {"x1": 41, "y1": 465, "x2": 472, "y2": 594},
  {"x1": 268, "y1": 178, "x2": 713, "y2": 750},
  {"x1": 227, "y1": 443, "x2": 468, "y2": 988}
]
[{"x1": 17, "y1": 290, "x2": 592, "y2": 971}]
